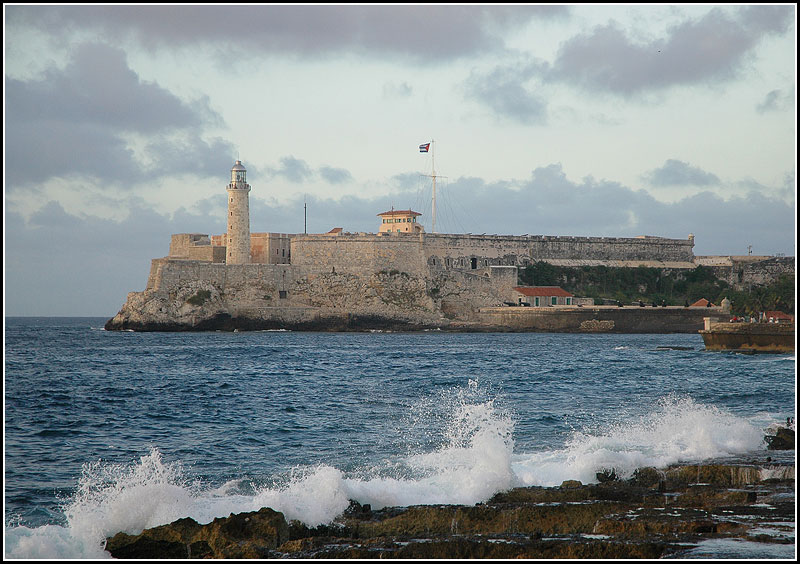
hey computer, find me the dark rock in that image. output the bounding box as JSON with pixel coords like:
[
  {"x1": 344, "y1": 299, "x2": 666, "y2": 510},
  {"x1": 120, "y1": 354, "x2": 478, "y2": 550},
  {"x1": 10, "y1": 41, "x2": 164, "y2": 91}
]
[
  {"x1": 105, "y1": 462, "x2": 795, "y2": 559},
  {"x1": 766, "y1": 426, "x2": 795, "y2": 450},
  {"x1": 105, "y1": 507, "x2": 288, "y2": 559},
  {"x1": 596, "y1": 468, "x2": 618, "y2": 483}
]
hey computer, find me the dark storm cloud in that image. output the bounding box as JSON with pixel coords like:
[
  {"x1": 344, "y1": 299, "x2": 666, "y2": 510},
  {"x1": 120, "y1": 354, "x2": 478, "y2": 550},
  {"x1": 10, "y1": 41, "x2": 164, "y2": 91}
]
[
  {"x1": 7, "y1": 5, "x2": 568, "y2": 62},
  {"x1": 546, "y1": 5, "x2": 793, "y2": 96},
  {"x1": 5, "y1": 43, "x2": 231, "y2": 187},
  {"x1": 644, "y1": 160, "x2": 721, "y2": 187}
]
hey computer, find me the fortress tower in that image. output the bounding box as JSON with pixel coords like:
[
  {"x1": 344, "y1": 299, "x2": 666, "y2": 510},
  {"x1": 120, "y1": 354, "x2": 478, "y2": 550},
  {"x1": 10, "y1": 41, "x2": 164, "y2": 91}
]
[{"x1": 226, "y1": 160, "x2": 251, "y2": 264}]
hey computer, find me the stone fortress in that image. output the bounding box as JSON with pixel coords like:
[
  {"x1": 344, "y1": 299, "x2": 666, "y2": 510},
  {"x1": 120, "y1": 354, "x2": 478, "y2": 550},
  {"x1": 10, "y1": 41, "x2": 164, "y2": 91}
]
[{"x1": 105, "y1": 161, "x2": 794, "y2": 332}]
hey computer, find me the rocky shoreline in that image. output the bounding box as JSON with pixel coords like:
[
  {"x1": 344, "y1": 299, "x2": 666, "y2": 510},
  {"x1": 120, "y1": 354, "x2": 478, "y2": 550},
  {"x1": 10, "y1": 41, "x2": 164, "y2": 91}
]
[{"x1": 106, "y1": 431, "x2": 795, "y2": 559}]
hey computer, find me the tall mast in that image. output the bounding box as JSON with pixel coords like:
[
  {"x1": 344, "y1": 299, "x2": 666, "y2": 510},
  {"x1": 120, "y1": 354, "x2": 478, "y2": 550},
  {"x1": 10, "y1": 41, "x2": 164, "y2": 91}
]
[
  {"x1": 422, "y1": 139, "x2": 445, "y2": 233},
  {"x1": 431, "y1": 139, "x2": 436, "y2": 233}
]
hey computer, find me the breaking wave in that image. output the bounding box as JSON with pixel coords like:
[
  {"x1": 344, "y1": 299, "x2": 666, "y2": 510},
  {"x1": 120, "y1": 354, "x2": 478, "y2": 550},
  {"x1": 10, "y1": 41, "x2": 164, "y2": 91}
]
[{"x1": 4, "y1": 389, "x2": 771, "y2": 559}]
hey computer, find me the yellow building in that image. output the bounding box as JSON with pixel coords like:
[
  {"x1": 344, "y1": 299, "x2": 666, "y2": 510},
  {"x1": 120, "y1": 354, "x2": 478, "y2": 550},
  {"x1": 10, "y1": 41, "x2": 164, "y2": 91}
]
[{"x1": 378, "y1": 209, "x2": 423, "y2": 234}]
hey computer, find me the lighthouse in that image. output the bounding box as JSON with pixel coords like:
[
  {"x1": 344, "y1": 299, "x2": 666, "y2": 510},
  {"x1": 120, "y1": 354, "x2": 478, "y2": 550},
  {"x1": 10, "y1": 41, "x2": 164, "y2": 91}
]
[{"x1": 226, "y1": 160, "x2": 251, "y2": 264}]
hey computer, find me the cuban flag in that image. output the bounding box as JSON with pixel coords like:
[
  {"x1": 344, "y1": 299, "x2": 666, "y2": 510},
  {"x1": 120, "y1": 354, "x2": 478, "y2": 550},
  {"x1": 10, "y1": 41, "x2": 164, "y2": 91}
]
[{"x1": 419, "y1": 143, "x2": 430, "y2": 153}]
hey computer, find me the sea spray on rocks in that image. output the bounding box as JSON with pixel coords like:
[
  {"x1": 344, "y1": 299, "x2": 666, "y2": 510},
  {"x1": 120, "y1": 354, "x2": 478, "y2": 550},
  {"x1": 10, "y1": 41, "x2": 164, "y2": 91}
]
[
  {"x1": 511, "y1": 395, "x2": 766, "y2": 487},
  {"x1": 344, "y1": 382, "x2": 517, "y2": 509}
]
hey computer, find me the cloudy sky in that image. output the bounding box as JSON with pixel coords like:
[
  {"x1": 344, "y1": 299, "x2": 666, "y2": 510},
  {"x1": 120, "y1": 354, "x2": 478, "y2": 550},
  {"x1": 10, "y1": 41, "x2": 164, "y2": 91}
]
[{"x1": 4, "y1": 4, "x2": 797, "y2": 316}]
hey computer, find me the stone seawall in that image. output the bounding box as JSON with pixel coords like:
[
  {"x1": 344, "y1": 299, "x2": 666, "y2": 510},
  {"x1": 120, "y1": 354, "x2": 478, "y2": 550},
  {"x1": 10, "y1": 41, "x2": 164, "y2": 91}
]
[
  {"x1": 699, "y1": 321, "x2": 795, "y2": 353},
  {"x1": 478, "y1": 306, "x2": 728, "y2": 333}
]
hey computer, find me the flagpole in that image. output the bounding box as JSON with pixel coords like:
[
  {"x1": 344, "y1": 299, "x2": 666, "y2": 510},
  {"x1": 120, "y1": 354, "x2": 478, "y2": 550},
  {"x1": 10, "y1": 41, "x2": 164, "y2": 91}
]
[{"x1": 431, "y1": 139, "x2": 436, "y2": 234}]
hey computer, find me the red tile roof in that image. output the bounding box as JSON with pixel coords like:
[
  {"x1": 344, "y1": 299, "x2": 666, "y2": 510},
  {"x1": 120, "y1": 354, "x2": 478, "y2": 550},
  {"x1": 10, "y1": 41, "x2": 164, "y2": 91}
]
[
  {"x1": 690, "y1": 298, "x2": 715, "y2": 307},
  {"x1": 764, "y1": 311, "x2": 794, "y2": 321},
  {"x1": 513, "y1": 286, "x2": 573, "y2": 297},
  {"x1": 377, "y1": 209, "x2": 421, "y2": 217}
]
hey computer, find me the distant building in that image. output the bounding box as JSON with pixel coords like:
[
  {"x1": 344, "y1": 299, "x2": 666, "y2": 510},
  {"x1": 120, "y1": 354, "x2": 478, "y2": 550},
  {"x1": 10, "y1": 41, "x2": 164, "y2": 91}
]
[
  {"x1": 377, "y1": 209, "x2": 423, "y2": 234},
  {"x1": 514, "y1": 286, "x2": 574, "y2": 307},
  {"x1": 763, "y1": 311, "x2": 794, "y2": 324}
]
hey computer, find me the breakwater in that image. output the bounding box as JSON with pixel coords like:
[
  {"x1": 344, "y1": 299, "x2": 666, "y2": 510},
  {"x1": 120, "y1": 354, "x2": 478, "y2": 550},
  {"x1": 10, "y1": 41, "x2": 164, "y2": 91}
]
[{"x1": 476, "y1": 305, "x2": 728, "y2": 334}]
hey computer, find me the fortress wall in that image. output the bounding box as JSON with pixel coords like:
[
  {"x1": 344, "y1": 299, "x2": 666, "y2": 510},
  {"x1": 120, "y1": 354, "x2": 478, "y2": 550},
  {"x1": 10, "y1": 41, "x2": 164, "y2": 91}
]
[
  {"x1": 726, "y1": 256, "x2": 795, "y2": 289},
  {"x1": 739, "y1": 257, "x2": 794, "y2": 287},
  {"x1": 291, "y1": 233, "x2": 428, "y2": 276},
  {"x1": 422, "y1": 234, "x2": 695, "y2": 271},
  {"x1": 251, "y1": 232, "x2": 294, "y2": 264},
  {"x1": 429, "y1": 266, "x2": 520, "y2": 320},
  {"x1": 695, "y1": 256, "x2": 794, "y2": 289},
  {"x1": 169, "y1": 233, "x2": 210, "y2": 257},
  {"x1": 168, "y1": 234, "x2": 225, "y2": 263},
  {"x1": 147, "y1": 259, "x2": 303, "y2": 296}
]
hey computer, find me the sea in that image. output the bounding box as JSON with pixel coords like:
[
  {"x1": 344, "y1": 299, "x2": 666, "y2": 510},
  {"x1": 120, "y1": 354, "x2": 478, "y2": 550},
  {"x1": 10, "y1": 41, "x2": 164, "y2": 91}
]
[{"x1": 3, "y1": 317, "x2": 796, "y2": 559}]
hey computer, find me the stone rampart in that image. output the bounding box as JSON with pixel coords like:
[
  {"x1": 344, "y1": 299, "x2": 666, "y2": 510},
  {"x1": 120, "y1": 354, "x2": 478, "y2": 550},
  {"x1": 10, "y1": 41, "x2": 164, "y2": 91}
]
[
  {"x1": 423, "y1": 233, "x2": 695, "y2": 272},
  {"x1": 478, "y1": 305, "x2": 728, "y2": 333},
  {"x1": 148, "y1": 259, "x2": 299, "y2": 298},
  {"x1": 696, "y1": 256, "x2": 794, "y2": 289},
  {"x1": 168, "y1": 233, "x2": 226, "y2": 263},
  {"x1": 291, "y1": 233, "x2": 428, "y2": 276},
  {"x1": 429, "y1": 266, "x2": 520, "y2": 320}
]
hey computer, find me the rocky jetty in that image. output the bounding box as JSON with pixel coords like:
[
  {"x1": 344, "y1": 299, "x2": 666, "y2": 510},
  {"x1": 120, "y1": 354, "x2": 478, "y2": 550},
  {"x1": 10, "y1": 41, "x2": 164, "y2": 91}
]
[{"x1": 106, "y1": 457, "x2": 795, "y2": 559}]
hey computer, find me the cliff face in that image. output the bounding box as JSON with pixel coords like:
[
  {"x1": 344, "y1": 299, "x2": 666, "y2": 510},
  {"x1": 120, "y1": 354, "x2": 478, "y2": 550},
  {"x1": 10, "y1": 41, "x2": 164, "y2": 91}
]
[{"x1": 105, "y1": 263, "x2": 456, "y2": 331}]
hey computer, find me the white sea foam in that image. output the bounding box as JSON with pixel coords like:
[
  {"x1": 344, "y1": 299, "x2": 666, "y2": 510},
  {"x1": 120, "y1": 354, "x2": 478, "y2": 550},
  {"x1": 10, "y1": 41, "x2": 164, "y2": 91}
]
[
  {"x1": 512, "y1": 395, "x2": 766, "y2": 487},
  {"x1": 3, "y1": 391, "x2": 774, "y2": 559}
]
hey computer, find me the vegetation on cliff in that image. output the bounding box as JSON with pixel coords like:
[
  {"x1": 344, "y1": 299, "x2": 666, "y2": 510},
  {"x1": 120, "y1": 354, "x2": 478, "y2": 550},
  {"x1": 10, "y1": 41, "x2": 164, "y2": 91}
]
[
  {"x1": 519, "y1": 263, "x2": 794, "y2": 316},
  {"x1": 722, "y1": 273, "x2": 795, "y2": 317}
]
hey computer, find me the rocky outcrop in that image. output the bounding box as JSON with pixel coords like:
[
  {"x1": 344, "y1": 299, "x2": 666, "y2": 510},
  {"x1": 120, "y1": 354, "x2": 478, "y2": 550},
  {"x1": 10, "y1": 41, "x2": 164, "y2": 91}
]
[
  {"x1": 106, "y1": 508, "x2": 288, "y2": 559},
  {"x1": 766, "y1": 426, "x2": 795, "y2": 450},
  {"x1": 104, "y1": 268, "x2": 453, "y2": 332},
  {"x1": 105, "y1": 460, "x2": 795, "y2": 559}
]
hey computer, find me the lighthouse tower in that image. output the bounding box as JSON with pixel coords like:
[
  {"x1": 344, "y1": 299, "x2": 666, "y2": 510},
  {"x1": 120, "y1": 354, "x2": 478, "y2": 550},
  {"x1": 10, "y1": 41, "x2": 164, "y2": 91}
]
[{"x1": 226, "y1": 160, "x2": 251, "y2": 264}]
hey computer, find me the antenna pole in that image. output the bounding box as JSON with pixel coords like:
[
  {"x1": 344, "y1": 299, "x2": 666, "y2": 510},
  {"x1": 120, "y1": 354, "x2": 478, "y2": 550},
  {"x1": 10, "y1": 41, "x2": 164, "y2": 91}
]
[{"x1": 304, "y1": 197, "x2": 307, "y2": 235}]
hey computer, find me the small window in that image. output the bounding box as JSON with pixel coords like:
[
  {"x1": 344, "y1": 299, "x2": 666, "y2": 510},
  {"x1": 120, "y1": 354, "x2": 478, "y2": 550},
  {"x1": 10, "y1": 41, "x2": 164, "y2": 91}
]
[
  {"x1": 551, "y1": 297, "x2": 557, "y2": 305},
  {"x1": 566, "y1": 297, "x2": 572, "y2": 305},
  {"x1": 279, "y1": 290, "x2": 287, "y2": 299},
  {"x1": 534, "y1": 297, "x2": 540, "y2": 307}
]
